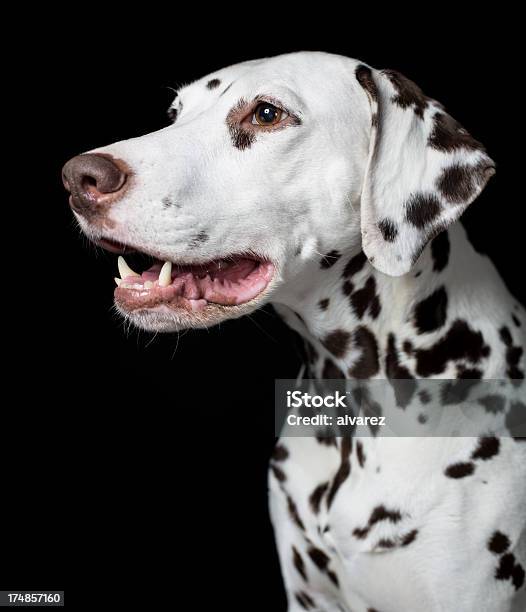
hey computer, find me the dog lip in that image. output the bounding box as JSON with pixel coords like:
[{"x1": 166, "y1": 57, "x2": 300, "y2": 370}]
[{"x1": 93, "y1": 237, "x2": 136, "y2": 254}]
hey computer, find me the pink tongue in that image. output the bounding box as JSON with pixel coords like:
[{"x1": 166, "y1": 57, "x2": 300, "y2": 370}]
[{"x1": 123, "y1": 260, "x2": 273, "y2": 305}]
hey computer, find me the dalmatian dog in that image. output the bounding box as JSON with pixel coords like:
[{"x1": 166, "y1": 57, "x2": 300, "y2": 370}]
[{"x1": 62, "y1": 52, "x2": 526, "y2": 611}]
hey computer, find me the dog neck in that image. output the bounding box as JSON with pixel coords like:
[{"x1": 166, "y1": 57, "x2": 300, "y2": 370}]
[{"x1": 272, "y1": 223, "x2": 482, "y2": 380}]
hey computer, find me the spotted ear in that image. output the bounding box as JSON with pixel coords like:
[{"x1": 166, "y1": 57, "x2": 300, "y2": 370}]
[{"x1": 355, "y1": 65, "x2": 495, "y2": 277}]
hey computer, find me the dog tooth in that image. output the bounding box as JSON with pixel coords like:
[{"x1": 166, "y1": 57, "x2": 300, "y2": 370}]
[
  {"x1": 144, "y1": 281, "x2": 154, "y2": 289},
  {"x1": 118, "y1": 256, "x2": 140, "y2": 279},
  {"x1": 158, "y1": 261, "x2": 173, "y2": 287},
  {"x1": 114, "y1": 277, "x2": 122, "y2": 286}
]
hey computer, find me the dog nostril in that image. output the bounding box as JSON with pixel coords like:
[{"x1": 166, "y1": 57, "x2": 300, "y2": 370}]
[
  {"x1": 82, "y1": 175, "x2": 98, "y2": 190},
  {"x1": 62, "y1": 153, "x2": 128, "y2": 212}
]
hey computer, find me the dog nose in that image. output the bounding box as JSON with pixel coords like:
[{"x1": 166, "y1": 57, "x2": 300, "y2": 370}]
[{"x1": 62, "y1": 153, "x2": 128, "y2": 215}]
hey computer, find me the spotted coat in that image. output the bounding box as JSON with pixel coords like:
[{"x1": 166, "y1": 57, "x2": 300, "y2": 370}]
[{"x1": 269, "y1": 60, "x2": 525, "y2": 612}]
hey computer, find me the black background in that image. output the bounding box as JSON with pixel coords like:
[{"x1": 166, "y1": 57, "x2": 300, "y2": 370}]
[{"x1": 5, "y1": 12, "x2": 524, "y2": 610}]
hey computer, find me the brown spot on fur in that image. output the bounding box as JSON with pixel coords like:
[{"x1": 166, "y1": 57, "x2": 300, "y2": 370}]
[
  {"x1": 343, "y1": 251, "x2": 367, "y2": 278},
  {"x1": 231, "y1": 127, "x2": 255, "y2": 150},
  {"x1": 356, "y1": 440, "x2": 366, "y2": 468},
  {"x1": 307, "y1": 546, "x2": 339, "y2": 586},
  {"x1": 428, "y1": 112, "x2": 486, "y2": 152},
  {"x1": 287, "y1": 495, "x2": 305, "y2": 531},
  {"x1": 272, "y1": 444, "x2": 289, "y2": 462},
  {"x1": 488, "y1": 531, "x2": 510, "y2": 555},
  {"x1": 401, "y1": 529, "x2": 418, "y2": 546},
  {"x1": 383, "y1": 69, "x2": 428, "y2": 118},
  {"x1": 342, "y1": 280, "x2": 354, "y2": 296},
  {"x1": 293, "y1": 546, "x2": 308, "y2": 581},
  {"x1": 350, "y1": 277, "x2": 381, "y2": 320},
  {"x1": 415, "y1": 319, "x2": 490, "y2": 377},
  {"x1": 162, "y1": 196, "x2": 177, "y2": 209},
  {"x1": 309, "y1": 482, "x2": 330, "y2": 514},
  {"x1": 322, "y1": 330, "x2": 351, "y2": 359},
  {"x1": 327, "y1": 570, "x2": 339, "y2": 587},
  {"x1": 413, "y1": 286, "x2": 448, "y2": 334},
  {"x1": 471, "y1": 436, "x2": 500, "y2": 461},
  {"x1": 405, "y1": 193, "x2": 441, "y2": 228},
  {"x1": 349, "y1": 327, "x2": 380, "y2": 379},
  {"x1": 327, "y1": 437, "x2": 352, "y2": 508},
  {"x1": 385, "y1": 334, "x2": 417, "y2": 408},
  {"x1": 431, "y1": 230, "x2": 450, "y2": 272},
  {"x1": 353, "y1": 505, "x2": 403, "y2": 539},
  {"x1": 478, "y1": 395, "x2": 506, "y2": 414},
  {"x1": 496, "y1": 553, "x2": 517, "y2": 582},
  {"x1": 437, "y1": 162, "x2": 494, "y2": 204},
  {"x1": 500, "y1": 326, "x2": 525, "y2": 383},
  {"x1": 207, "y1": 78, "x2": 221, "y2": 90},
  {"x1": 307, "y1": 546, "x2": 330, "y2": 570},
  {"x1": 444, "y1": 462, "x2": 475, "y2": 479},
  {"x1": 188, "y1": 230, "x2": 209, "y2": 248},
  {"x1": 270, "y1": 464, "x2": 286, "y2": 482},
  {"x1": 512, "y1": 563, "x2": 525, "y2": 590},
  {"x1": 403, "y1": 340, "x2": 414, "y2": 355},
  {"x1": 295, "y1": 591, "x2": 315, "y2": 609},
  {"x1": 318, "y1": 298, "x2": 330, "y2": 311},
  {"x1": 378, "y1": 218, "x2": 398, "y2": 242},
  {"x1": 226, "y1": 98, "x2": 256, "y2": 150}
]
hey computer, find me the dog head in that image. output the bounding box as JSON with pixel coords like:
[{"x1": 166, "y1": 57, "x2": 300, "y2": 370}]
[{"x1": 63, "y1": 52, "x2": 494, "y2": 332}]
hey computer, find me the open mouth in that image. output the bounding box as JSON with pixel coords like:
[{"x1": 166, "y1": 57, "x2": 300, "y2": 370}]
[{"x1": 100, "y1": 239, "x2": 275, "y2": 313}]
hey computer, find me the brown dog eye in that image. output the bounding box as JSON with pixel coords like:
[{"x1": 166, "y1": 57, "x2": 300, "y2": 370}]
[{"x1": 252, "y1": 103, "x2": 283, "y2": 126}]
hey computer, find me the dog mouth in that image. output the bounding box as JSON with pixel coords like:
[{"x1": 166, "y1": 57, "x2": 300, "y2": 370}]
[{"x1": 99, "y1": 239, "x2": 275, "y2": 313}]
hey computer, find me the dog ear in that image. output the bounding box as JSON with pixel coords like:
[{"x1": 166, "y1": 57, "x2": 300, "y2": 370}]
[{"x1": 355, "y1": 64, "x2": 495, "y2": 277}]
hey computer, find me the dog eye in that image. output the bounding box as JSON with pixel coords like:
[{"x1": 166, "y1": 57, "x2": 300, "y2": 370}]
[{"x1": 252, "y1": 103, "x2": 288, "y2": 126}]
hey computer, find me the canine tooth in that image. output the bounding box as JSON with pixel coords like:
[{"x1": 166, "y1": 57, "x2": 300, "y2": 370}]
[
  {"x1": 158, "y1": 261, "x2": 172, "y2": 287},
  {"x1": 144, "y1": 281, "x2": 153, "y2": 289},
  {"x1": 114, "y1": 277, "x2": 122, "y2": 286},
  {"x1": 118, "y1": 256, "x2": 140, "y2": 279}
]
